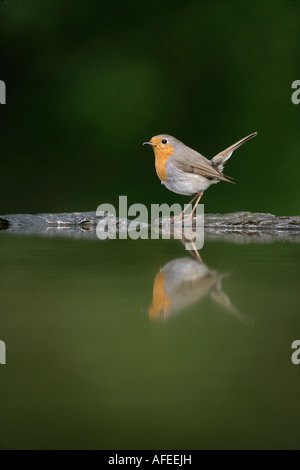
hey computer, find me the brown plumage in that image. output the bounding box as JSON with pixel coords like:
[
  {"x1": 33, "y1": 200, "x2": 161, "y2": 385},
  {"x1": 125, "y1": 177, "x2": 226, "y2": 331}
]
[{"x1": 144, "y1": 132, "x2": 258, "y2": 218}]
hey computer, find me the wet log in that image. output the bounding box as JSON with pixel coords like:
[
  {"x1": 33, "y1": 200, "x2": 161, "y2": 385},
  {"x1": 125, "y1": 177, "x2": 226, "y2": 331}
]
[{"x1": 0, "y1": 211, "x2": 299, "y2": 243}]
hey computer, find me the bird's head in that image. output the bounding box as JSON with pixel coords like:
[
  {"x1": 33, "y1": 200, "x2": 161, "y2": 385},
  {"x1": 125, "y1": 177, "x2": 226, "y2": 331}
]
[{"x1": 143, "y1": 134, "x2": 177, "y2": 158}]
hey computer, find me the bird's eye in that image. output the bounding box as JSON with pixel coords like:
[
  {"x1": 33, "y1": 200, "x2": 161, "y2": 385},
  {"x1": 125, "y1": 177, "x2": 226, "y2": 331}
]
[{"x1": 161, "y1": 139, "x2": 167, "y2": 144}]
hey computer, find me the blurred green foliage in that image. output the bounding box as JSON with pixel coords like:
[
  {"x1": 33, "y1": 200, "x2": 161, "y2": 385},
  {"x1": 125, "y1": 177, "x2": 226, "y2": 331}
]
[{"x1": 0, "y1": 0, "x2": 299, "y2": 215}]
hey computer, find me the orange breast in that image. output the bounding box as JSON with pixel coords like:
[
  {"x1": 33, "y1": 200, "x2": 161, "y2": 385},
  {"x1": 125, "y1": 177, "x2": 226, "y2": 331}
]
[
  {"x1": 148, "y1": 270, "x2": 171, "y2": 318},
  {"x1": 153, "y1": 145, "x2": 174, "y2": 182}
]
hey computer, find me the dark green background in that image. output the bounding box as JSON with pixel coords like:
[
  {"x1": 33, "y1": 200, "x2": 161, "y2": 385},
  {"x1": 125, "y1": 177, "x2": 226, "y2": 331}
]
[{"x1": 0, "y1": 0, "x2": 299, "y2": 215}]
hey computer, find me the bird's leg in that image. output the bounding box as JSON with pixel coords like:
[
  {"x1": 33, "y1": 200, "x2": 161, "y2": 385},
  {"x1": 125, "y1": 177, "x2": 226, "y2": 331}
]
[
  {"x1": 180, "y1": 235, "x2": 202, "y2": 263},
  {"x1": 187, "y1": 191, "x2": 203, "y2": 220},
  {"x1": 172, "y1": 194, "x2": 198, "y2": 221},
  {"x1": 189, "y1": 240, "x2": 202, "y2": 263}
]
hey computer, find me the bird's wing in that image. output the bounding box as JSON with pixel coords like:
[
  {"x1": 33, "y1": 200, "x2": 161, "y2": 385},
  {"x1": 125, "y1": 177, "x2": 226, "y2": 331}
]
[{"x1": 170, "y1": 147, "x2": 233, "y2": 183}]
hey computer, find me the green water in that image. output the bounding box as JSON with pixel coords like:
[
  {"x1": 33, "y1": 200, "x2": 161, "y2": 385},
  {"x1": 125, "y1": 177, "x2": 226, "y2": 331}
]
[{"x1": 0, "y1": 234, "x2": 300, "y2": 450}]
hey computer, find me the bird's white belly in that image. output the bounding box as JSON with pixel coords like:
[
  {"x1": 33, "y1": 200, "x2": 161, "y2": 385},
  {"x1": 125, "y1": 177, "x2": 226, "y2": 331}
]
[{"x1": 164, "y1": 161, "x2": 216, "y2": 195}]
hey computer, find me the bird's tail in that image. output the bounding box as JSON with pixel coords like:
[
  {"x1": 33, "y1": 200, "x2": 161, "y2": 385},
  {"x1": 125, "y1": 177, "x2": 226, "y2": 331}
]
[
  {"x1": 211, "y1": 132, "x2": 257, "y2": 173},
  {"x1": 211, "y1": 281, "x2": 254, "y2": 328}
]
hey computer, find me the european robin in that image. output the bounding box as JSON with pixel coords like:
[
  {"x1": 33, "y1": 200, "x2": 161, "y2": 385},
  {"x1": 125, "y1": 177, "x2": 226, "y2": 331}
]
[
  {"x1": 143, "y1": 132, "x2": 257, "y2": 218},
  {"x1": 148, "y1": 257, "x2": 251, "y2": 325}
]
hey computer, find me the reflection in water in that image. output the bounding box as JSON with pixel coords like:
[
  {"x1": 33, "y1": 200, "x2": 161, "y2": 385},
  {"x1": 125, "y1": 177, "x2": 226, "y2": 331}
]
[{"x1": 149, "y1": 256, "x2": 253, "y2": 326}]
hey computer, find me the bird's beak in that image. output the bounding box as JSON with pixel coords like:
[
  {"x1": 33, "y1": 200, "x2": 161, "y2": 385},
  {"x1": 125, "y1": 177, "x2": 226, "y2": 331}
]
[{"x1": 143, "y1": 141, "x2": 157, "y2": 146}]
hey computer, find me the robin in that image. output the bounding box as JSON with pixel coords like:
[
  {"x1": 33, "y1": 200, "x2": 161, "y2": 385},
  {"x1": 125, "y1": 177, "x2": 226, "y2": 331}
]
[
  {"x1": 148, "y1": 257, "x2": 252, "y2": 325},
  {"x1": 143, "y1": 132, "x2": 257, "y2": 219}
]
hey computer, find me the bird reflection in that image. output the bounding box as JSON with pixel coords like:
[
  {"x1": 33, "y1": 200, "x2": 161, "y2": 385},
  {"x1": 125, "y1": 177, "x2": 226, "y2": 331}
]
[{"x1": 148, "y1": 254, "x2": 252, "y2": 326}]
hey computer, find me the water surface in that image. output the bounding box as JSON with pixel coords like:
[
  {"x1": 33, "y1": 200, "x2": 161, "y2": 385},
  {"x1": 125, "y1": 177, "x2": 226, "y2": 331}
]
[{"x1": 0, "y1": 234, "x2": 299, "y2": 449}]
